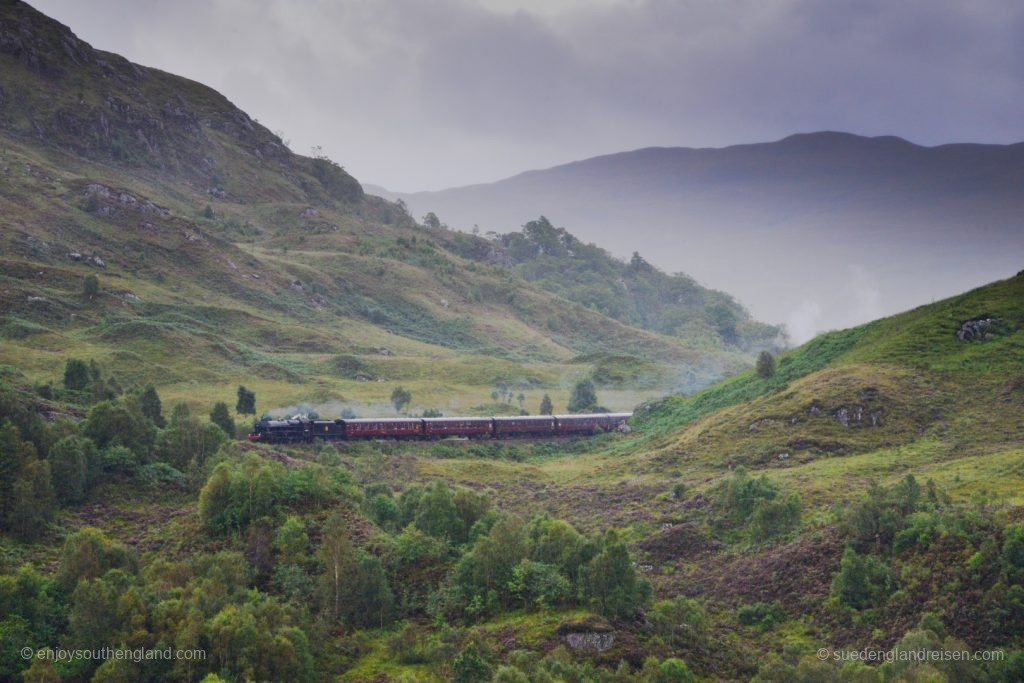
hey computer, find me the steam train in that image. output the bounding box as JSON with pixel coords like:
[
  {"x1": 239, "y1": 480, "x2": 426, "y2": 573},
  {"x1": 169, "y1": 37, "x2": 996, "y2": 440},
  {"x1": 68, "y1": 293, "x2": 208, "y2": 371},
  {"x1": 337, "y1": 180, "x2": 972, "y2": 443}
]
[{"x1": 248, "y1": 412, "x2": 632, "y2": 444}]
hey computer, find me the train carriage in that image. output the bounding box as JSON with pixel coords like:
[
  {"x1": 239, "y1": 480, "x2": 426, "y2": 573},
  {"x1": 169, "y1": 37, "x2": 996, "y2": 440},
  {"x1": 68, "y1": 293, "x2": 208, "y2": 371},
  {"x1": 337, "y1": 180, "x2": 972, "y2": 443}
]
[
  {"x1": 344, "y1": 417, "x2": 424, "y2": 439},
  {"x1": 553, "y1": 414, "x2": 607, "y2": 435},
  {"x1": 492, "y1": 415, "x2": 557, "y2": 437},
  {"x1": 422, "y1": 417, "x2": 494, "y2": 438}
]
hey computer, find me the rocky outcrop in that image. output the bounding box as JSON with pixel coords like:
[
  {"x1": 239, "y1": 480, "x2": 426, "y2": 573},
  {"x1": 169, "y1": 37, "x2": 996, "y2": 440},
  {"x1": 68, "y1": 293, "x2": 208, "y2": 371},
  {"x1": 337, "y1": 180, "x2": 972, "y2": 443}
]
[
  {"x1": 557, "y1": 616, "x2": 616, "y2": 652},
  {"x1": 956, "y1": 317, "x2": 998, "y2": 341}
]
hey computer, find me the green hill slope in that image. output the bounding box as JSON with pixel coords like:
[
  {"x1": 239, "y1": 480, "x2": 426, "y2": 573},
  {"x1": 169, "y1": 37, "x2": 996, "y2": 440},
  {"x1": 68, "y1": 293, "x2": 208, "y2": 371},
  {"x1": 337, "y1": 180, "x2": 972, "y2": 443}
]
[{"x1": 0, "y1": 0, "x2": 771, "y2": 417}]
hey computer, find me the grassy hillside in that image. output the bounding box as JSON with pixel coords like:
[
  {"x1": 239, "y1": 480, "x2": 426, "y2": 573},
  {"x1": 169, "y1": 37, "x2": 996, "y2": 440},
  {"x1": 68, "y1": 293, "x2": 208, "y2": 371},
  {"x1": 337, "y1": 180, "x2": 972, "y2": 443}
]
[
  {"x1": 0, "y1": 0, "x2": 769, "y2": 422},
  {"x1": 435, "y1": 216, "x2": 783, "y2": 354}
]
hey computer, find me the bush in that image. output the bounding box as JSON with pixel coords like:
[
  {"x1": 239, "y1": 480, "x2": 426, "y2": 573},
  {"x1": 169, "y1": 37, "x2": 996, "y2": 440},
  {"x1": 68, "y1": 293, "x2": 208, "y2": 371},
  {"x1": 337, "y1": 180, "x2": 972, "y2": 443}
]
[
  {"x1": 737, "y1": 601, "x2": 786, "y2": 628},
  {"x1": 756, "y1": 351, "x2": 775, "y2": 378},
  {"x1": 153, "y1": 417, "x2": 226, "y2": 483},
  {"x1": 832, "y1": 546, "x2": 895, "y2": 610},
  {"x1": 82, "y1": 399, "x2": 155, "y2": 459},
  {"x1": 48, "y1": 436, "x2": 95, "y2": 505},
  {"x1": 567, "y1": 379, "x2": 598, "y2": 413},
  {"x1": 209, "y1": 402, "x2": 235, "y2": 438}
]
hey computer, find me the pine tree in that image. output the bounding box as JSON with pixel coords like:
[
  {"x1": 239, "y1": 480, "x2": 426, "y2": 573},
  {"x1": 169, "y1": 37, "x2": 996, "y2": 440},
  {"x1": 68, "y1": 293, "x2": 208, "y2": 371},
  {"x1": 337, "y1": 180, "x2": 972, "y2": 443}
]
[
  {"x1": 138, "y1": 385, "x2": 165, "y2": 427},
  {"x1": 210, "y1": 402, "x2": 236, "y2": 438},
  {"x1": 756, "y1": 351, "x2": 776, "y2": 379},
  {"x1": 235, "y1": 386, "x2": 256, "y2": 415},
  {"x1": 539, "y1": 394, "x2": 553, "y2": 415},
  {"x1": 567, "y1": 379, "x2": 598, "y2": 413}
]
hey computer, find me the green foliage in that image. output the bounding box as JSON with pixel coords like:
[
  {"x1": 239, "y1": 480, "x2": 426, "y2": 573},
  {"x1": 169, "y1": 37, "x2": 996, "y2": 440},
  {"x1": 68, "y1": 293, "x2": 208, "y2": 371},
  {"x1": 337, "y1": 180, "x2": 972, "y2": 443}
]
[
  {"x1": 6, "y1": 458, "x2": 55, "y2": 540},
  {"x1": 583, "y1": 533, "x2": 652, "y2": 618},
  {"x1": 209, "y1": 401, "x2": 236, "y2": 438},
  {"x1": 58, "y1": 527, "x2": 138, "y2": 591},
  {"x1": 539, "y1": 394, "x2": 553, "y2": 415},
  {"x1": 82, "y1": 274, "x2": 99, "y2": 299},
  {"x1": 138, "y1": 385, "x2": 165, "y2": 427},
  {"x1": 650, "y1": 596, "x2": 709, "y2": 650},
  {"x1": 390, "y1": 385, "x2": 412, "y2": 413},
  {"x1": 568, "y1": 378, "x2": 598, "y2": 413},
  {"x1": 737, "y1": 601, "x2": 786, "y2": 629},
  {"x1": 714, "y1": 467, "x2": 800, "y2": 541},
  {"x1": 63, "y1": 358, "x2": 93, "y2": 392},
  {"x1": 48, "y1": 435, "x2": 95, "y2": 505},
  {"x1": 832, "y1": 546, "x2": 895, "y2": 610},
  {"x1": 654, "y1": 658, "x2": 695, "y2": 683},
  {"x1": 82, "y1": 399, "x2": 156, "y2": 459},
  {"x1": 198, "y1": 454, "x2": 348, "y2": 532},
  {"x1": 236, "y1": 385, "x2": 256, "y2": 415},
  {"x1": 756, "y1": 350, "x2": 775, "y2": 378},
  {"x1": 153, "y1": 416, "x2": 226, "y2": 483},
  {"x1": 274, "y1": 516, "x2": 309, "y2": 565},
  {"x1": 452, "y1": 643, "x2": 492, "y2": 683}
]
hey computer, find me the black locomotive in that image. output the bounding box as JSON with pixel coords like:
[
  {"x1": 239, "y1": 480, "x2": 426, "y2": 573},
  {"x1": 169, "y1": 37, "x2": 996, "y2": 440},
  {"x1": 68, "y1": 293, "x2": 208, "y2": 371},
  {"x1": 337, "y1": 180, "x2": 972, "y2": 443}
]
[{"x1": 248, "y1": 412, "x2": 631, "y2": 444}]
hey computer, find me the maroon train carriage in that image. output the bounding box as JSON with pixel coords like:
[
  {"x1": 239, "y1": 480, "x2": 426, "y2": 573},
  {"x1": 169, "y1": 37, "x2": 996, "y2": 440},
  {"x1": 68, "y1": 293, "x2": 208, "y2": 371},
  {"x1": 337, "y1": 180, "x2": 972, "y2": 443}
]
[
  {"x1": 423, "y1": 417, "x2": 494, "y2": 439},
  {"x1": 492, "y1": 415, "x2": 557, "y2": 437},
  {"x1": 345, "y1": 418, "x2": 424, "y2": 439}
]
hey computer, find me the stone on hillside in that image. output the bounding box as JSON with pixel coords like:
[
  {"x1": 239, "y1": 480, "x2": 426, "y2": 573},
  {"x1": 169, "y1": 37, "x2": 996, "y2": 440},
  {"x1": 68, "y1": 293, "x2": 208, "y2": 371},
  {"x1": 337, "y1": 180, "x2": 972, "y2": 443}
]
[
  {"x1": 557, "y1": 616, "x2": 615, "y2": 652},
  {"x1": 956, "y1": 317, "x2": 998, "y2": 341}
]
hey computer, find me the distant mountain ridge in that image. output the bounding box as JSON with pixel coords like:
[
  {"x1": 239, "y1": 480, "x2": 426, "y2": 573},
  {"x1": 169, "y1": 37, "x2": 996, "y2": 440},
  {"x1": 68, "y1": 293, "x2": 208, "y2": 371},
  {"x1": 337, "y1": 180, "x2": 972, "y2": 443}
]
[{"x1": 381, "y1": 132, "x2": 1024, "y2": 340}]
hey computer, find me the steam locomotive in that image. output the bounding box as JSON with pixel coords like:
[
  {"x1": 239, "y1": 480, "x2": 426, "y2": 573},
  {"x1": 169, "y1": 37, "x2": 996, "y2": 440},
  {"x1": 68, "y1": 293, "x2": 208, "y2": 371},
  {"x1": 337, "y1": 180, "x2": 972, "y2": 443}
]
[{"x1": 248, "y1": 412, "x2": 632, "y2": 444}]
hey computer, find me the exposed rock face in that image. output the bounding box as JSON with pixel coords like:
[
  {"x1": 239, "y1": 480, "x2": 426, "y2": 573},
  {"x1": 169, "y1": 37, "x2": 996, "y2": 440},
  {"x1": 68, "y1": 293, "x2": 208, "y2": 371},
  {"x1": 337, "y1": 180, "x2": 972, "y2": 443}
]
[
  {"x1": 833, "y1": 404, "x2": 881, "y2": 428},
  {"x1": 564, "y1": 632, "x2": 615, "y2": 652},
  {"x1": 84, "y1": 183, "x2": 170, "y2": 217},
  {"x1": 558, "y1": 615, "x2": 616, "y2": 652},
  {"x1": 956, "y1": 317, "x2": 998, "y2": 341}
]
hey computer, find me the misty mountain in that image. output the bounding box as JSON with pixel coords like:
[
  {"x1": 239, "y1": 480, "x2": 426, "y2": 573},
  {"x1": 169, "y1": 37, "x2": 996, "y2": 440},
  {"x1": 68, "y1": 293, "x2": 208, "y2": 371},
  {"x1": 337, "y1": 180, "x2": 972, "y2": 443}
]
[{"x1": 379, "y1": 132, "x2": 1024, "y2": 340}]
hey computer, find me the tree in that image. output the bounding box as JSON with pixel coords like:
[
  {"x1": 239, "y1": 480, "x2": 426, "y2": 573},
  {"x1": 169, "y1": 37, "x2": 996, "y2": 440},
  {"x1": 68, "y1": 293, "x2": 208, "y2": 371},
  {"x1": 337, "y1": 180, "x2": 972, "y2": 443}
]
[
  {"x1": 63, "y1": 359, "x2": 92, "y2": 392},
  {"x1": 421, "y1": 212, "x2": 441, "y2": 230},
  {"x1": 756, "y1": 350, "x2": 776, "y2": 379},
  {"x1": 7, "y1": 458, "x2": 55, "y2": 540},
  {"x1": 343, "y1": 553, "x2": 394, "y2": 628},
  {"x1": 235, "y1": 386, "x2": 256, "y2": 415},
  {"x1": 153, "y1": 417, "x2": 226, "y2": 482},
  {"x1": 82, "y1": 400, "x2": 156, "y2": 459},
  {"x1": 318, "y1": 514, "x2": 354, "y2": 623},
  {"x1": 275, "y1": 516, "x2": 309, "y2": 565},
  {"x1": 49, "y1": 436, "x2": 94, "y2": 505},
  {"x1": 138, "y1": 385, "x2": 165, "y2": 428},
  {"x1": 567, "y1": 379, "x2": 598, "y2": 413},
  {"x1": 539, "y1": 394, "x2": 553, "y2": 415},
  {"x1": 583, "y1": 535, "x2": 651, "y2": 618},
  {"x1": 210, "y1": 402, "x2": 235, "y2": 438},
  {"x1": 0, "y1": 421, "x2": 34, "y2": 521},
  {"x1": 82, "y1": 274, "x2": 99, "y2": 300},
  {"x1": 390, "y1": 386, "x2": 412, "y2": 413}
]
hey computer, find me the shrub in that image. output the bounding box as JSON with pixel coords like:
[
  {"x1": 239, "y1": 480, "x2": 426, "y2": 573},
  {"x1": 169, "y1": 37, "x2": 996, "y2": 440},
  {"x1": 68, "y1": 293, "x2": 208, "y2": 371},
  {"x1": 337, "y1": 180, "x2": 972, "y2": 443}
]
[
  {"x1": 82, "y1": 399, "x2": 155, "y2": 459},
  {"x1": 138, "y1": 385, "x2": 164, "y2": 427},
  {"x1": 63, "y1": 359, "x2": 92, "y2": 392},
  {"x1": 567, "y1": 379, "x2": 598, "y2": 413},
  {"x1": 209, "y1": 402, "x2": 235, "y2": 438},
  {"x1": 832, "y1": 546, "x2": 895, "y2": 610},
  {"x1": 737, "y1": 601, "x2": 786, "y2": 628},
  {"x1": 48, "y1": 435, "x2": 95, "y2": 506},
  {"x1": 82, "y1": 274, "x2": 99, "y2": 300},
  {"x1": 756, "y1": 351, "x2": 775, "y2": 378}
]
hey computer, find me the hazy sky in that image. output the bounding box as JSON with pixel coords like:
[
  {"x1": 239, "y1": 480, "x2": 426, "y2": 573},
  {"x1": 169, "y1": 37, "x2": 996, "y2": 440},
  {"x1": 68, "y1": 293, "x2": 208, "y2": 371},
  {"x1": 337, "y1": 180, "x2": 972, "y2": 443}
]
[{"x1": 32, "y1": 0, "x2": 1024, "y2": 190}]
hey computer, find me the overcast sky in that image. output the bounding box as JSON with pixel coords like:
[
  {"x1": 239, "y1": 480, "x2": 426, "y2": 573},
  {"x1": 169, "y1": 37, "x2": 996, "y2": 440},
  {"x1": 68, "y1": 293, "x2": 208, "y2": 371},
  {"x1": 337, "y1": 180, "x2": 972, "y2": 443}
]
[{"x1": 32, "y1": 0, "x2": 1024, "y2": 191}]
